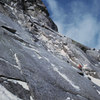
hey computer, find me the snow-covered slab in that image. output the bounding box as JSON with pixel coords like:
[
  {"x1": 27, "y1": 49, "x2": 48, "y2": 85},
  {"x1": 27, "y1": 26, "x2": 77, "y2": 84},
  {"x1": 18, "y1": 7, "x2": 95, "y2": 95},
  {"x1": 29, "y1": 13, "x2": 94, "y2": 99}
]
[
  {"x1": 8, "y1": 79, "x2": 29, "y2": 90},
  {"x1": 0, "y1": 84, "x2": 22, "y2": 100},
  {"x1": 97, "y1": 90, "x2": 100, "y2": 95},
  {"x1": 88, "y1": 75, "x2": 100, "y2": 87},
  {"x1": 1, "y1": 77, "x2": 29, "y2": 91}
]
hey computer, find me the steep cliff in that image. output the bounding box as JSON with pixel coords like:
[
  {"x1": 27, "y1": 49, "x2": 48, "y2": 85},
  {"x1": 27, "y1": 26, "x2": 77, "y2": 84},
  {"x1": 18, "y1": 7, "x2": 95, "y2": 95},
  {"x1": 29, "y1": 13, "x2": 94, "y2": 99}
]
[{"x1": 0, "y1": 0, "x2": 100, "y2": 100}]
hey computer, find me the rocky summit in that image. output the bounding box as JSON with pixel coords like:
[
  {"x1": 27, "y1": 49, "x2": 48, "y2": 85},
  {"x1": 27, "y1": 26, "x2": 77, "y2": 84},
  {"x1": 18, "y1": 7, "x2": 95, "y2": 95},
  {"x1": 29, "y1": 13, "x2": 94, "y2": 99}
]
[{"x1": 0, "y1": 0, "x2": 100, "y2": 100}]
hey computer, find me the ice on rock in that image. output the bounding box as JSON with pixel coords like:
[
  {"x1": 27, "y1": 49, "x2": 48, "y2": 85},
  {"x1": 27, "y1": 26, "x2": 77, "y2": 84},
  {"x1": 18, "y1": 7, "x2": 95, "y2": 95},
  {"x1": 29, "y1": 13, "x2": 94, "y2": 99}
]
[
  {"x1": 66, "y1": 97, "x2": 71, "y2": 100},
  {"x1": 88, "y1": 75, "x2": 100, "y2": 87},
  {"x1": 0, "y1": 84, "x2": 22, "y2": 100},
  {"x1": 53, "y1": 67, "x2": 80, "y2": 90}
]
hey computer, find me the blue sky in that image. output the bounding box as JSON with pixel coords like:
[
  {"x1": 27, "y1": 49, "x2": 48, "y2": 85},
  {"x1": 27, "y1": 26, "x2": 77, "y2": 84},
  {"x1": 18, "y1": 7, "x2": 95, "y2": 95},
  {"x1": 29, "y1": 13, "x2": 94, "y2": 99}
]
[{"x1": 42, "y1": 0, "x2": 100, "y2": 49}]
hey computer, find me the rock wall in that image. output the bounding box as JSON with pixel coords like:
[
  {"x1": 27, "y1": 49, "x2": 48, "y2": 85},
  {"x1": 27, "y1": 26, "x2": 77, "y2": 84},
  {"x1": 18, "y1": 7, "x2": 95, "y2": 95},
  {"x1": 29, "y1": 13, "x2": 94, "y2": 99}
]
[{"x1": 0, "y1": 0, "x2": 100, "y2": 100}]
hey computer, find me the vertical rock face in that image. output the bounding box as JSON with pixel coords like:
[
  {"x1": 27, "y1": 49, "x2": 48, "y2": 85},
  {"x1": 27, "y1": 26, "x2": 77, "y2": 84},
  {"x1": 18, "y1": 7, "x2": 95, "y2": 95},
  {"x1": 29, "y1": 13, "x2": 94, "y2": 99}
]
[
  {"x1": 0, "y1": 0, "x2": 58, "y2": 32},
  {"x1": 0, "y1": 0, "x2": 100, "y2": 100}
]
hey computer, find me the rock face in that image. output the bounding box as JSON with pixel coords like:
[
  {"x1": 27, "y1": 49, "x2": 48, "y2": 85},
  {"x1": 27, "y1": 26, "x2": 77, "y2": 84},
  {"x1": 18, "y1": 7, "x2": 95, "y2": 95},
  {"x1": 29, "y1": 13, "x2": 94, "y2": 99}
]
[{"x1": 0, "y1": 0, "x2": 100, "y2": 100}]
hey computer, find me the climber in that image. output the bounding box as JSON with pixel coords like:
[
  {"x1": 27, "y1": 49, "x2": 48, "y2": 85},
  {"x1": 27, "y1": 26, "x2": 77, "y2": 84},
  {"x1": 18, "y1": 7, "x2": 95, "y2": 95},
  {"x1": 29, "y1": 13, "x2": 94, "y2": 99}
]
[{"x1": 78, "y1": 64, "x2": 82, "y2": 70}]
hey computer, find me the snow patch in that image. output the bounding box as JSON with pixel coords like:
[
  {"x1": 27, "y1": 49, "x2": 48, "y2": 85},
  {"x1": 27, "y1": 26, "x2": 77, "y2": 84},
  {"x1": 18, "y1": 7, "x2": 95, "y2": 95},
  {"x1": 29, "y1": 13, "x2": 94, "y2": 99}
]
[
  {"x1": 72, "y1": 66, "x2": 78, "y2": 71},
  {"x1": 44, "y1": 57, "x2": 50, "y2": 62},
  {"x1": 38, "y1": 56, "x2": 42, "y2": 59},
  {"x1": 96, "y1": 90, "x2": 100, "y2": 95},
  {"x1": 35, "y1": 54, "x2": 42, "y2": 59},
  {"x1": 14, "y1": 53, "x2": 21, "y2": 70},
  {"x1": 53, "y1": 67, "x2": 80, "y2": 90},
  {"x1": 2, "y1": 77, "x2": 29, "y2": 91},
  {"x1": 18, "y1": 20, "x2": 22, "y2": 24},
  {"x1": 7, "y1": 79, "x2": 29, "y2": 90},
  {"x1": 95, "y1": 64, "x2": 98, "y2": 67},
  {"x1": 23, "y1": 45, "x2": 42, "y2": 59},
  {"x1": 0, "y1": 84, "x2": 22, "y2": 100},
  {"x1": 51, "y1": 63, "x2": 55, "y2": 67},
  {"x1": 5, "y1": 4, "x2": 14, "y2": 10},
  {"x1": 14, "y1": 81, "x2": 29, "y2": 90},
  {"x1": 39, "y1": 35, "x2": 48, "y2": 42},
  {"x1": 30, "y1": 16, "x2": 37, "y2": 20},
  {"x1": 14, "y1": 53, "x2": 23, "y2": 74},
  {"x1": 30, "y1": 96, "x2": 34, "y2": 100},
  {"x1": 64, "y1": 46, "x2": 70, "y2": 50},
  {"x1": 23, "y1": 44, "x2": 40, "y2": 53},
  {"x1": 66, "y1": 97, "x2": 71, "y2": 100},
  {"x1": 0, "y1": 57, "x2": 19, "y2": 70},
  {"x1": 60, "y1": 50, "x2": 66, "y2": 56},
  {"x1": 88, "y1": 75, "x2": 100, "y2": 87}
]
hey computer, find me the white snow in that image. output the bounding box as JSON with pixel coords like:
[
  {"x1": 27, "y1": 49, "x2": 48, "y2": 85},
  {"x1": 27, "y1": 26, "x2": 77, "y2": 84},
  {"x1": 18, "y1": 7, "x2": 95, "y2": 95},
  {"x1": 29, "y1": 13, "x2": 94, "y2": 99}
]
[
  {"x1": 7, "y1": 79, "x2": 29, "y2": 90},
  {"x1": 30, "y1": 16, "x2": 37, "y2": 20},
  {"x1": 96, "y1": 90, "x2": 100, "y2": 95},
  {"x1": 53, "y1": 67, "x2": 80, "y2": 90},
  {"x1": 39, "y1": 35, "x2": 48, "y2": 42},
  {"x1": 18, "y1": 20, "x2": 22, "y2": 24},
  {"x1": 14, "y1": 8, "x2": 17, "y2": 13},
  {"x1": 14, "y1": 53, "x2": 21, "y2": 70},
  {"x1": 30, "y1": 96, "x2": 34, "y2": 100},
  {"x1": 0, "y1": 57, "x2": 19, "y2": 70},
  {"x1": 35, "y1": 53, "x2": 42, "y2": 59},
  {"x1": 65, "y1": 97, "x2": 74, "y2": 100},
  {"x1": 69, "y1": 58, "x2": 78, "y2": 68},
  {"x1": 95, "y1": 64, "x2": 98, "y2": 67},
  {"x1": 55, "y1": 40, "x2": 60, "y2": 44},
  {"x1": 38, "y1": 56, "x2": 42, "y2": 59},
  {"x1": 66, "y1": 97, "x2": 71, "y2": 100},
  {"x1": 51, "y1": 63, "x2": 55, "y2": 67},
  {"x1": 1, "y1": 77, "x2": 29, "y2": 91},
  {"x1": 23, "y1": 44, "x2": 40, "y2": 53},
  {"x1": 60, "y1": 50, "x2": 66, "y2": 56},
  {"x1": 22, "y1": 43, "x2": 42, "y2": 60},
  {"x1": 0, "y1": 84, "x2": 22, "y2": 100},
  {"x1": 11, "y1": 2, "x2": 13, "y2": 6},
  {"x1": 5, "y1": 4, "x2": 13, "y2": 10},
  {"x1": 16, "y1": 81, "x2": 29, "y2": 90},
  {"x1": 64, "y1": 45, "x2": 70, "y2": 50},
  {"x1": 88, "y1": 75, "x2": 100, "y2": 87},
  {"x1": 72, "y1": 66, "x2": 78, "y2": 71},
  {"x1": 44, "y1": 57, "x2": 50, "y2": 62}
]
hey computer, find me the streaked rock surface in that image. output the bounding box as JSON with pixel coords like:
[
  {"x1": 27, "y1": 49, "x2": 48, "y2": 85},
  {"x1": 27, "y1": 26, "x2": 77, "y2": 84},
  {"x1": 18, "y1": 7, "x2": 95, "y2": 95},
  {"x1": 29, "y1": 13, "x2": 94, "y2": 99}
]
[{"x1": 0, "y1": 0, "x2": 100, "y2": 100}]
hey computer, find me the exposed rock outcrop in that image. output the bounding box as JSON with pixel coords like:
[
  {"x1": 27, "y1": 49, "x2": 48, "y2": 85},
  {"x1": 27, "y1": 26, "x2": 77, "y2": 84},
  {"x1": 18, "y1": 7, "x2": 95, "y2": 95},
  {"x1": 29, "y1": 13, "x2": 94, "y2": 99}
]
[{"x1": 0, "y1": 0, "x2": 100, "y2": 100}]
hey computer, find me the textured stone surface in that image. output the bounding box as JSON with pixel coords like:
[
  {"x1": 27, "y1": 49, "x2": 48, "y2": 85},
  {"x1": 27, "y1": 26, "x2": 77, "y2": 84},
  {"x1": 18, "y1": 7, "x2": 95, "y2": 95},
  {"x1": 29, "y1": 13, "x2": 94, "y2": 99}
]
[{"x1": 0, "y1": 0, "x2": 100, "y2": 100}]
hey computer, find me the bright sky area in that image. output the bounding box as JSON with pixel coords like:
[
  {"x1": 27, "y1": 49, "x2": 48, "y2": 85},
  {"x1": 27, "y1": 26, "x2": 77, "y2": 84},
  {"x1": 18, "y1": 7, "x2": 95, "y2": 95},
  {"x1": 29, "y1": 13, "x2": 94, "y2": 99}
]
[{"x1": 42, "y1": 0, "x2": 100, "y2": 49}]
